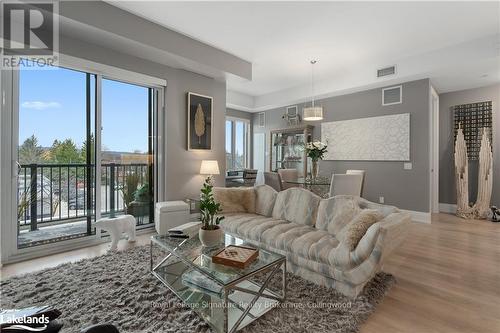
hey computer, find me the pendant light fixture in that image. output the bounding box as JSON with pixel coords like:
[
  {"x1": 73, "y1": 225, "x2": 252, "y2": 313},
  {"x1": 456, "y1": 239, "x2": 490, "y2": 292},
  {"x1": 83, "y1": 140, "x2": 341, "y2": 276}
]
[{"x1": 303, "y1": 60, "x2": 324, "y2": 121}]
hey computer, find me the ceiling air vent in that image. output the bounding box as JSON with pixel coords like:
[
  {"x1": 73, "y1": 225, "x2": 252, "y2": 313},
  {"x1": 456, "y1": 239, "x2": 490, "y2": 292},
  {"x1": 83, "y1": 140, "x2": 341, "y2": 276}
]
[
  {"x1": 377, "y1": 65, "x2": 396, "y2": 78},
  {"x1": 257, "y1": 112, "x2": 265, "y2": 128},
  {"x1": 382, "y1": 85, "x2": 402, "y2": 106}
]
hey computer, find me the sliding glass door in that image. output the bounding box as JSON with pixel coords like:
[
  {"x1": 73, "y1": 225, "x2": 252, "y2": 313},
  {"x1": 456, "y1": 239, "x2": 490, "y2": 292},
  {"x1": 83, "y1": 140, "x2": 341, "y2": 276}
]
[
  {"x1": 17, "y1": 62, "x2": 96, "y2": 248},
  {"x1": 12, "y1": 61, "x2": 161, "y2": 250},
  {"x1": 100, "y1": 78, "x2": 156, "y2": 227}
]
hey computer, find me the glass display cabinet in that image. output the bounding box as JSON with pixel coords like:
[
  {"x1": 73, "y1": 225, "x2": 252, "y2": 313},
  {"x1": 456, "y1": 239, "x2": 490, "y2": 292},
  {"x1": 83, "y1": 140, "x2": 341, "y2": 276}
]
[{"x1": 270, "y1": 125, "x2": 314, "y2": 178}]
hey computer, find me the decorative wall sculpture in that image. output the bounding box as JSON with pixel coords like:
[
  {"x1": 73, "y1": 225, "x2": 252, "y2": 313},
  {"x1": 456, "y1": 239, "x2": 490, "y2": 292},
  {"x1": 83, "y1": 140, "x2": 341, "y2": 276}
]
[
  {"x1": 454, "y1": 126, "x2": 493, "y2": 219},
  {"x1": 454, "y1": 125, "x2": 473, "y2": 218},
  {"x1": 453, "y1": 101, "x2": 492, "y2": 160},
  {"x1": 187, "y1": 92, "x2": 212, "y2": 150},
  {"x1": 472, "y1": 129, "x2": 493, "y2": 219},
  {"x1": 321, "y1": 113, "x2": 410, "y2": 161}
]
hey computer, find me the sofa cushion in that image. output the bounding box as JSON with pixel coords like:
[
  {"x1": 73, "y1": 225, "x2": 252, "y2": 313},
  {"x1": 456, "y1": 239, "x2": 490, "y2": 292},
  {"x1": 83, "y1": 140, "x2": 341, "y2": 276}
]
[
  {"x1": 214, "y1": 187, "x2": 255, "y2": 214},
  {"x1": 220, "y1": 213, "x2": 259, "y2": 235},
  {"x1": 316, "y1": 195, "x2": 362, "y2": 236},
  {"x1": 254, "y1": 184, "x2": 278, "y2": 217},
  {"x1": 220, "y1": 213, "x2": 288, "y2": 241},
  {"x1": 337, "y1": 209, "x2": 383, "y2": 251},
  {"x1": 262, "y1": 223, "x2": 315, "y2": 252},
  {"x1": 272, "y1": 187, "x2": 321, "y2": 226},
  {"x1": 237, "y1": 216, "x2": 288, "y2": 240},
  {"x1": 290, "y1": 229, "x2": 338, "y2": 264}
]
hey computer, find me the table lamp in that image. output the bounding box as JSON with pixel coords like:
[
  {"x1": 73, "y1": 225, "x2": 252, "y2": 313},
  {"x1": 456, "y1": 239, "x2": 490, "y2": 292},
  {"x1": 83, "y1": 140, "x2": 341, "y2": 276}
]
[{"x1": 200, "y1": 160, "x2": 220, "y2": 178}]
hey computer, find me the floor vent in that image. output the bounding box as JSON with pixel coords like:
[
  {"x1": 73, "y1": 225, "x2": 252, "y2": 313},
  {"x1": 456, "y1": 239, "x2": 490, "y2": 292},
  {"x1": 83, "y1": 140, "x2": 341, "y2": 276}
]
[{"x1": 377, "y1": 66, "x2": 396, "y2": 78}]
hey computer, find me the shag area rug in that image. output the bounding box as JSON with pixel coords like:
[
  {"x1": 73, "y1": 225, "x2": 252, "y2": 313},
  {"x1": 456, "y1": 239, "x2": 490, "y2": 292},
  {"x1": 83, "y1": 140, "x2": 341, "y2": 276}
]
[{"x1": 1, "y1": 246, "x2": 395, "y2": 333}]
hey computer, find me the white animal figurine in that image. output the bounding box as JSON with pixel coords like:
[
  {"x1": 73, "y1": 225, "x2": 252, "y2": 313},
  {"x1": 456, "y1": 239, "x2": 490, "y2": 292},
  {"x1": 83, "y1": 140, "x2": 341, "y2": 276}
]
[{"x1": 94, "y1": 215, "x2": 136, "y2": 251}]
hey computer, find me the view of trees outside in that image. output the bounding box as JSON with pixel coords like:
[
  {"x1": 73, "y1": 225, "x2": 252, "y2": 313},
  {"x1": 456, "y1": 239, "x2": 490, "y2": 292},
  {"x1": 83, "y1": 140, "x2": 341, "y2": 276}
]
[
  {"x1": 18, "y1": 135, "x2": 44, "y2": 164},
  {"x1": 18, "y1": 134, "x2": 94, "y2": 165}
]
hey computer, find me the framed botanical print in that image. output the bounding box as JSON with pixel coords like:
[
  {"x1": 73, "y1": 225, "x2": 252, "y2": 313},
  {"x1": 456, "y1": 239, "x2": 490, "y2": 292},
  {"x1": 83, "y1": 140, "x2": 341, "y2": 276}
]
[{"x1": 187, "y1": 92, "x2": 213, "y2": 150}]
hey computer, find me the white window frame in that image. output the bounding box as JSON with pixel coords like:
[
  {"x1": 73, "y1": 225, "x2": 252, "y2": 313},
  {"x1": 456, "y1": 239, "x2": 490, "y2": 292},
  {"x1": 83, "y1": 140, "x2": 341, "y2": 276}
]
[
  {"x1": 225, "y1": 117, "x2": 250, "y2": 171},
  {"x1": 0, "y1": 55, "x2": 166, "y2": 264}
]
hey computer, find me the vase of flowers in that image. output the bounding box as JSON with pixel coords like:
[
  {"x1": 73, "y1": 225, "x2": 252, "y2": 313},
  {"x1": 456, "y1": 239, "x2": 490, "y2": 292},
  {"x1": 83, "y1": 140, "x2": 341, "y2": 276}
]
[
  {"x1": 304, "y1": 141, "x2": 328, "y2": 180},
  {"x1": 198, "y1": 176, "x2": 225, "y2": 247}
]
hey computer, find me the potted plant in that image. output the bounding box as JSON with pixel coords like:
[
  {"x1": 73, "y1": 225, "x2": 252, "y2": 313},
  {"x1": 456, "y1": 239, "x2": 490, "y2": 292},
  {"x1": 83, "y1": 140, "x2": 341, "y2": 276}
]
[
  {"x1": 199, "y1": 176, "x2": 224, "y2": 247},
  {"x1": 121, "y1": 173, "x2": 140, "y2": 214},
  {"x1": 304, "y1": 141, "x2": 328, "y2": 180}
]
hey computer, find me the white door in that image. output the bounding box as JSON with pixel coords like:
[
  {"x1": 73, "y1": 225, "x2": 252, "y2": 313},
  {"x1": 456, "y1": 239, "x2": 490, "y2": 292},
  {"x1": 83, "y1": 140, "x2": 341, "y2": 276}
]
[{"x1": 253, "y1": 133, "x2": 265, "y2": 185}]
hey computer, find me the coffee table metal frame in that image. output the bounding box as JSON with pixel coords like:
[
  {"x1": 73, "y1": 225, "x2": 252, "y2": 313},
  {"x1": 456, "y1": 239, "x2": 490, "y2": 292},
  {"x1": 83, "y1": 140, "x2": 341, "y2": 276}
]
[{"x1": 150, "y1": 235, "x2": 286, "y2": 333}]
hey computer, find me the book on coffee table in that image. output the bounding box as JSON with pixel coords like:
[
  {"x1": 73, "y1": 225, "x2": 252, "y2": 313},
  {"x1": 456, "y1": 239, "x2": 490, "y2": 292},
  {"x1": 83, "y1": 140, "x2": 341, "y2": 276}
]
[
  {"x1": 168, "y1": 221, "x2": 201, "y2": 238},
  {"x1": 181, "y1": 269, "x2": 223, "y2": 297}
]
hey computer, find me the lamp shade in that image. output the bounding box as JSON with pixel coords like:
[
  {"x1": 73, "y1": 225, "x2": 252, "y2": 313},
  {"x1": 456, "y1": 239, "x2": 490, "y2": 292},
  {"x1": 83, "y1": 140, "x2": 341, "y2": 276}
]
[
  {"x1": 200, "y1": 160, "x2": 220, "y2": 175},
  {"x1": 303, "y1": 106, "x2": 324, "y2": 121}
]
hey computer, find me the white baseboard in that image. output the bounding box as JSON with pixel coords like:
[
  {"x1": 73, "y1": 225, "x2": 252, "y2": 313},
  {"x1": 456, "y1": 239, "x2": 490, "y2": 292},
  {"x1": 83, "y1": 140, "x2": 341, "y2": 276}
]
[
  {"x1": 439, "y1": 203, "x2": 457, "y2": 214},
  {"x1": 401, "y1": 209, "x2": 432, "y2": 224}
]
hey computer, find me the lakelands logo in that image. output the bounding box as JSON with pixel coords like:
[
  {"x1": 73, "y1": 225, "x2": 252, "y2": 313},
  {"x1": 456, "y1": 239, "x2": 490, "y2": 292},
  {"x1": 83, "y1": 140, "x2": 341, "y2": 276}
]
[
  {"x1": 1, "y1": 1, "x2": 59, "y2": 68},
  {"x1": 0, "y1": 313, "x2": 50, "y2": 331}
]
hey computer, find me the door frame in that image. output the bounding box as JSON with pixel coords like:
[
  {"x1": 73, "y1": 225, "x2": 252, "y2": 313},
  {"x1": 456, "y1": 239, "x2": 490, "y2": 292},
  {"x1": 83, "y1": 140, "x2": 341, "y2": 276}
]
[
  {"x1": 429, "y1": 84, "x2": 440, "y2": 214},
  {"x1": 0, "y1": 55, "x2": 166, "y2": 264}
]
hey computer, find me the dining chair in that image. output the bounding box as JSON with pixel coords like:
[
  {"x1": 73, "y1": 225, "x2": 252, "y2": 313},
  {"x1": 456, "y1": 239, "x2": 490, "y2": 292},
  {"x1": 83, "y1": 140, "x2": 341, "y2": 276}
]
[
  {"x1": 277, "y1": 168, "x2": 298, "y2": 189},
  {"x1": 242, "y1": 169, "x2": 258, "y2": 186},
  {"x1": 264, "y1": 172, "x2": 283, "y2": 192},
  {"x1": 329, "y1": 174, "x2": 364, "y2": 197},
  {"x1": 346, "y1": 169, "x2": 366, "y2": 196}
]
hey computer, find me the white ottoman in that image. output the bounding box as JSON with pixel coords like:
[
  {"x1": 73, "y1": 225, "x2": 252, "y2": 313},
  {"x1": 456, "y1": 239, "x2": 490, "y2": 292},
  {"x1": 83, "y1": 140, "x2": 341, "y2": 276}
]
[
  {"x1": 94, "y1": 215, "x2": 136, "y2": 251},
  {"x1": 155, "y1": 201, "x2": 190, "y2": 235}
]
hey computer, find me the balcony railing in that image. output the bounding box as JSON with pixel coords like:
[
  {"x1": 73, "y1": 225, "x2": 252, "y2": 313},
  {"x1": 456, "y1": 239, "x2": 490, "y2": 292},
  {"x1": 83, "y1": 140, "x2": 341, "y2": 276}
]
[{"x1": 18, "y1": 163, "x2": 150, "y2": 231}]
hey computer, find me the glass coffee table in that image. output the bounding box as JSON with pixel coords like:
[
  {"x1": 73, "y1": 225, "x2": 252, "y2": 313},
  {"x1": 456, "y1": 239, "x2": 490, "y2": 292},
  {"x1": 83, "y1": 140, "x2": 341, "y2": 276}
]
[{"x1": 150, "y1": 234, "x2": 286, "y2": 333}]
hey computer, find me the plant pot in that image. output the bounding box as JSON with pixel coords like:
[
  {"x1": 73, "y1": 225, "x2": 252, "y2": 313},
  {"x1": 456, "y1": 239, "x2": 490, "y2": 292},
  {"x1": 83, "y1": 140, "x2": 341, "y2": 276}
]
[{"x1": 199, "y1": 227, "x2": 222, "y2": 247}]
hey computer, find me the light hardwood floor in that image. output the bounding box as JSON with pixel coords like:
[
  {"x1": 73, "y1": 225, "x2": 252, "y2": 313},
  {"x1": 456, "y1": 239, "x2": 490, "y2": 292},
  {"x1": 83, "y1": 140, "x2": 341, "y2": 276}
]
[
  {"x1": 362, "y1": 213, "x2": 500, "y2": 333},
  {"x1": 1, "y1": 213, "x2": 499, "y2": 333}
]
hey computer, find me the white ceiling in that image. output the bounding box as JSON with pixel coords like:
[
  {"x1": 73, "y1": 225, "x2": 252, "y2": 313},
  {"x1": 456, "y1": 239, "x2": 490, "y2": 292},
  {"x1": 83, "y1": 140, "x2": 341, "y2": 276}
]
[{"x1": 110, "y1": 1, "x2": 500, "y2": 111}]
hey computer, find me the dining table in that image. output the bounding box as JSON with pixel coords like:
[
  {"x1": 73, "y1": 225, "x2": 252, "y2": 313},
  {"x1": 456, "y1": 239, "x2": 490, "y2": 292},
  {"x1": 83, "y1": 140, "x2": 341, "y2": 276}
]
[{"x1": 283, "y1": 176, "x2": 331, "y2": 198}]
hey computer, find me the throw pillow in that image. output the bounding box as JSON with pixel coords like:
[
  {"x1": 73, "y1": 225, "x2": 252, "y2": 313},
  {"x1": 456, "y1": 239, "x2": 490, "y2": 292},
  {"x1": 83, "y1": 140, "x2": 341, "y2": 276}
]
[
  {"x1": 316, "y1": 196, "x2": 362, "y2": 235},
  {"x1": 338, "y1": 209, "x2": 383, "y2": 251},
  {"x1": 213, "y1": 187, "x2": 256, "y2": 213}
]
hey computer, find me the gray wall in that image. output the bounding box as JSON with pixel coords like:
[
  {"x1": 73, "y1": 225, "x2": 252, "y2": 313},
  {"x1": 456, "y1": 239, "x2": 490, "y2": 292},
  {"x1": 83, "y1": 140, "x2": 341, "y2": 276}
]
[
  {"x1": 60, "y1": 37, "x2": 226, "y2": 201},
  {"x1": 439, "y1": 84, "x2": 500, "y2": 206},
  {"x1": 253, "y1": 79, "x2": 431, "y2": 212}
]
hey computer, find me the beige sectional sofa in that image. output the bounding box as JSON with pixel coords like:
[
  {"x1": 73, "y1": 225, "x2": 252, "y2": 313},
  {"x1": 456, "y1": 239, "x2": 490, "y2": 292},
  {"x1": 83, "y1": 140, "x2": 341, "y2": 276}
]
[{"x1": 214, "y1": 185, "x2": 410, "y2": 298}]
